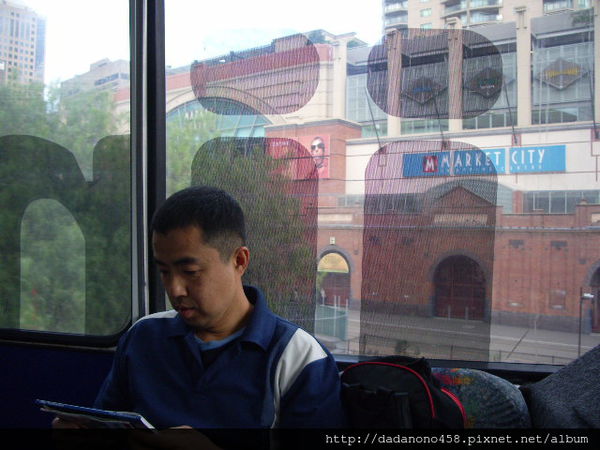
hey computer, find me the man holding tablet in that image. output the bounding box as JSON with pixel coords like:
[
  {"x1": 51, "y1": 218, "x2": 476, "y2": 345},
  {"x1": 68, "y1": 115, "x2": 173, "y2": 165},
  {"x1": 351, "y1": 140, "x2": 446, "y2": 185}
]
[{"x1": 54, "y1": 186, "x2": 346, "y2": 448}]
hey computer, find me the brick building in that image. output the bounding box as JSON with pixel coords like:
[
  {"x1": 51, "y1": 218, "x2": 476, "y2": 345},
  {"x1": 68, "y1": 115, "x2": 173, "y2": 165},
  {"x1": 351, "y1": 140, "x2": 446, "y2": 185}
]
[{"x1": 113, "y1": 8, "x2": 600, "y2": 338}]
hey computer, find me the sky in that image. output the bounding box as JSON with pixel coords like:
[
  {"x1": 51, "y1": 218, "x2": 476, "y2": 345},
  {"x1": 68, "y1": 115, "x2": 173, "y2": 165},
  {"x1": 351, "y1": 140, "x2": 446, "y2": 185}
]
[{"x1": 20, "y1": 0, "x2": 383, "y2": 84}]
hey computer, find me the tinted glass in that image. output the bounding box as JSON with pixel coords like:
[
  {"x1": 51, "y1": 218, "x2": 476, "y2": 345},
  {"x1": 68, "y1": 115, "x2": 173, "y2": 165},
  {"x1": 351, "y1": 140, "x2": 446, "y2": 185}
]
[
  {"x1": 163, "y1": 1, "x2": 600, "y2": 364},
  {"x1": 0, "y1": 0, "x2": 131, "y2": 335}
]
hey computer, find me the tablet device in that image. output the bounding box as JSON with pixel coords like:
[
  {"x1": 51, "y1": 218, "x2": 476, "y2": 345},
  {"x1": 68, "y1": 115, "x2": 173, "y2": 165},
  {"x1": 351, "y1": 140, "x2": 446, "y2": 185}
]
[{"x1": 36, "y1": 399, "x2": 154, "y2": 429}]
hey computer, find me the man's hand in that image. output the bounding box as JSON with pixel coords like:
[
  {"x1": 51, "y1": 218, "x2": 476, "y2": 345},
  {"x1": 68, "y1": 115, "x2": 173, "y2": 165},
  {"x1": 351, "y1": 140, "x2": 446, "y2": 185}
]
[
  {"x1": 128, "y1": 427, "x2": 222, "y2": 450},
  {"x1": 52, "y1": 416, "x2": 87, "y2": 429}
]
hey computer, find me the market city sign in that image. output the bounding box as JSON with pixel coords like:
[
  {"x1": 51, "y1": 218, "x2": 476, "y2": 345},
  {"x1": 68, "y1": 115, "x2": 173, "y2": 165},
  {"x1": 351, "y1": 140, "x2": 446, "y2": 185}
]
[
  {"x1": 509, "y1": 145, "x2": 566, "y2": 173},
  {"x1": 403, "y1": 149, "x2": 505, "y2": 177},
  {"x1": 403, "y1": 145, "x2": 566, "y2": 177}
]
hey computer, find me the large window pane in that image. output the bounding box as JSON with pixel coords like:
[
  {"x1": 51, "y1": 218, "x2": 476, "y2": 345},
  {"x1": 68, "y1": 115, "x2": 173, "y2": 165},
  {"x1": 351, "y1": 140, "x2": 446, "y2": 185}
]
[
  {"x1": 0, "y1": 0, "x2": 131, "y2": 335},
  {"x1": 164, "y1": 1, "x2": 600, "y2": 365}
]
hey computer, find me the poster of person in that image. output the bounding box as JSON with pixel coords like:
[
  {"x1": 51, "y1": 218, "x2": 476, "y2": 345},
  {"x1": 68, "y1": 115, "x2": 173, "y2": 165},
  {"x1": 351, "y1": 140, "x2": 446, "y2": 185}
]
[
  {"x1": 300, "y1": 135, "x2": 330, "y2": 179},
  {"x1": 267, "y1": 135, "x2": 331, "y2": 179}
]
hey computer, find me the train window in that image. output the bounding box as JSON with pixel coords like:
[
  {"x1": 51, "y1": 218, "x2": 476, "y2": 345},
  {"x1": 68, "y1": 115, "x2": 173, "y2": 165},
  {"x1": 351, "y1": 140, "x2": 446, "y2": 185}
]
[
  {"x1": 0, "y1": 0, "x2": 131, "y2": 338},
  {"x1": 163, "y1": 0, "x2": 600, "y2": 368},
  {"x1": 2, "y1": 0, "x2": 599, "y2": 369}
]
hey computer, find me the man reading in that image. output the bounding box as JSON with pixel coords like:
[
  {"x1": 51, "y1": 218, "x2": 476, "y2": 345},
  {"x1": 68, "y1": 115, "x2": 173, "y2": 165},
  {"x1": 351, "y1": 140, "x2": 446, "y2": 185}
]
[{"x1": 56, "y1": 186, "x2": 346, "y2": 448}]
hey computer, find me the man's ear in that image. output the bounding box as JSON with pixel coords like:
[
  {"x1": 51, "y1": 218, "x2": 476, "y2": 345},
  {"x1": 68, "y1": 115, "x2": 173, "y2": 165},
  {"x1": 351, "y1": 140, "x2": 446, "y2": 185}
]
[{"x1": 233, "y1": 246, "x2": 250, "y2": 275}]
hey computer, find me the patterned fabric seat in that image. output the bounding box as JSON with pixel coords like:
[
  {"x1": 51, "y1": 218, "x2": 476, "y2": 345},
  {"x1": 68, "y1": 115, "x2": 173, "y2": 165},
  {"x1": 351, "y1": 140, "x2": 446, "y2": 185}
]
[
  {"x1": 520, "y1": 344, "x2": 600, "y2": 428},
  {"x1": 432, "y1": 367, "x2": 531, "y2": 428}
]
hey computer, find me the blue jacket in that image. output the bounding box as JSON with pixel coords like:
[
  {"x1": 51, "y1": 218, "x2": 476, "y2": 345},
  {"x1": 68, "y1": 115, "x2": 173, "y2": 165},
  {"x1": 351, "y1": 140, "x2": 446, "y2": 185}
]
[{"x1": 94, "y1": 286, "x2": 346, "y2": 431}]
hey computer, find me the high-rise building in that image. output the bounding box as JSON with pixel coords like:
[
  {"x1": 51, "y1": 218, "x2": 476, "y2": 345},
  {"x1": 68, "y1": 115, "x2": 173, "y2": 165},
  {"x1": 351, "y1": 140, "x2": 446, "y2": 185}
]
[
  {"x1": 0, "y1": 0, "x2": 46, "y2": 84},
  {"x1": 382, "y1": 0, "x2": 592, "y2": 32}
]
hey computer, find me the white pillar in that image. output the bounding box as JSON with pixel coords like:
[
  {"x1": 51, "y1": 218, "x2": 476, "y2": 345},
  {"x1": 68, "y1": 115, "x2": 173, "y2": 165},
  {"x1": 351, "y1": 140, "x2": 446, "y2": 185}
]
[
  {"x1": 386, "y1": 30, "x2": 403, "y2": 137},
  {"x1": 444, "y1": 17, "x2": 462, "y2": 133},
  {"x1": 515, "y1": 6, "x2": 532, "y2": 127},
  {"x1": 594, "y1": 1, "x2": 600, "y2": 127},
  {"x1": 332, "y1": 35, "x2": 353, "y2": 119},
  {"x1": 447, "y1": 27, "x2": 464, "y2": 133}
]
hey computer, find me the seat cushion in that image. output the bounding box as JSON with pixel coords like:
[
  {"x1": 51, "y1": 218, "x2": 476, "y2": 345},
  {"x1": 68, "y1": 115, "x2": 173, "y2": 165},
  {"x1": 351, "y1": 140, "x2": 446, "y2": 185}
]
[
  {"x1": 432, "y1": 367, "x2": 531, "y2": 428},
  {"x1": 520, "y1": 344, "x2": 600, "y2": 428}
]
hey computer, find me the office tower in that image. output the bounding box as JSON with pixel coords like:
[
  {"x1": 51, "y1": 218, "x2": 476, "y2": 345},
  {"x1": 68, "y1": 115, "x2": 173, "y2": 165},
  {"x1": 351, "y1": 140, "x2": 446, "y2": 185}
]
[{"x1": 0, "y1": 0, "x2": 45, "y2": 84}]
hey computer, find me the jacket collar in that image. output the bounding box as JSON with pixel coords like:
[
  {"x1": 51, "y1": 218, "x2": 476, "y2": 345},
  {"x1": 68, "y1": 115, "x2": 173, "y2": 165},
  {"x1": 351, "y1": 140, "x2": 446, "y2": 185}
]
[{"x1": 165, "y1": 285, "x2": 276, "y2": 351}]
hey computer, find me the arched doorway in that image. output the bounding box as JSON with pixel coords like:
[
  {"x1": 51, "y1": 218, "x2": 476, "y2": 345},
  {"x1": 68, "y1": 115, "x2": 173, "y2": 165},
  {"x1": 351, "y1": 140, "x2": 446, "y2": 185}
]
[
  {"x1": 590, "y1": 268, "x2": 600, "y2": 333},
  {"x1": 434, "y1": 255, "x2": 486, "y2": 320},
  {"x1": 317, "y1": 252, "x2": 350, "y2": 307}
]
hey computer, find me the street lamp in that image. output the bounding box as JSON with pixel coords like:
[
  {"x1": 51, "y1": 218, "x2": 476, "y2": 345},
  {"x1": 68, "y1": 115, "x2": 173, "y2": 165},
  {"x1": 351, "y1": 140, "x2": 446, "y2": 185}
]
[{"x1": 578, "y1": 291, "x2": 594, "y2": 357}]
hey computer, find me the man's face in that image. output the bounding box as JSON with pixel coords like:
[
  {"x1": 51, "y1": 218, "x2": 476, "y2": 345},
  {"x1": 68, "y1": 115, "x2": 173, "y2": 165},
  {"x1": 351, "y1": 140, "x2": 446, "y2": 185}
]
[
  {"x1": 310, "y1": 138, "x2": 325, "y2": 165},
  {"x1": 152, "y1": 226, "x2": 248, "y2": 335}
]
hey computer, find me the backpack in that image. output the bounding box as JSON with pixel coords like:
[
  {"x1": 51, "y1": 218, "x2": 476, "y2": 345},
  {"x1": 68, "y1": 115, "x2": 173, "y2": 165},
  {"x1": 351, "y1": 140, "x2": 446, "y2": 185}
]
[{"x1": 341, "y1": 355, "x2": 466, "y2": 429}]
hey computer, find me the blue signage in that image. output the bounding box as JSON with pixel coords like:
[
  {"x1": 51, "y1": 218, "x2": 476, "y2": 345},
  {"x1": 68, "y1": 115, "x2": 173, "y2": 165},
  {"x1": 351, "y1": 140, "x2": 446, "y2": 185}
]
[
  {"x1": 403, "y1": 152, "x2": 451, "y2": 177},
  {"x1": 403, "y1": 149, "x2": 505, "y2": 177},
  {"x1": 453, "y1": 149, "x2": 505, "y2": 175},
  {"x1": 509, "y1": 145, "x2": 565, "y2": 173}
]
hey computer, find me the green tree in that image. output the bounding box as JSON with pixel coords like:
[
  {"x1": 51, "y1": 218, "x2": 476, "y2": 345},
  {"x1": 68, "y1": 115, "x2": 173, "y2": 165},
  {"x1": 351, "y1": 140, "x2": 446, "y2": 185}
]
[
  {"x1": 52, "y1": 86, "x2": 125, "y2": 179},
  {"x1": 190, "y1": 138, "x2": 318, "y2": 331},
  {"x1": 20, "y1": 200, "x2": 86, "y2": 333},
  {"x1": 166, "y1": 107, "x2": 220, "y2": 194},
  {"x1": 0, "y1": 80, "x2": 56, "y2": 138},
  {"x1": 0, "y1": 80, "x2": 129, "y2": 334}
]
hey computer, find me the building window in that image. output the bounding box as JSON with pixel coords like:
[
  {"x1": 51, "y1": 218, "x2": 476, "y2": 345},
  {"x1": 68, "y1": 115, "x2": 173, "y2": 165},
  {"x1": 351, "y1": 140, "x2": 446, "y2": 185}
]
[
  {"x1": 532, "y1": 106, "x2": 591, "y2": 124},
  {"x1": 401, "y1": 118, "x2": 448, "y2": 135},
  {"x1": 361, "y1": 121, "x2": 387, "y2": 138},
  {"x1": 463, "y1": 111, "x2": 516, "y2": 129},
  {"x1": 524, "y1": 191, "x2": 600, "y2": 214},
  {"x1": 337, "y1": 195, "x2": 365, "y2": 208},
  {"x1": 532, "y1": 39, "x2": 593, "y2": 124},
  {"x1": 420, "y1": 8, "x2": 432, "y2": 17},
  {"x1": 346, "y1": 73, "x2": 387, "y2": 131},
  {"x1": 421, "y1": 23, "x2": 433, "y2": 29},
  {"x1": 544, "y1": 0, "x2": 574, "y2": 13},
  {"x1": 365, "y1": 194, "x2": 420, "y2": 214},
  {"x1": 470, "y1": 11, "x2": 502, "y2": 23},
  {"x1": 384, "y1": 11, "x2": 408, "y2": 26}
]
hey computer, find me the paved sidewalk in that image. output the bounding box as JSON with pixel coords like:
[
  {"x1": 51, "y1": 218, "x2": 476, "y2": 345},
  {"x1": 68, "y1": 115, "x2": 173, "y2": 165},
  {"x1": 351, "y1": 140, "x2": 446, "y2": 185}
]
[{"x1": 316, "y1": 308, "x2": 600, "y2": 365}]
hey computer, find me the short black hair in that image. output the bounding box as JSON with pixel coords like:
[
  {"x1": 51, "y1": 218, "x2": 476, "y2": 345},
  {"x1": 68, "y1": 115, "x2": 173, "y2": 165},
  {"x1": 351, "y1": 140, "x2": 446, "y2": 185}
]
[{"x1": 151, "y1": 185, "x2": 246, "y2": 259}]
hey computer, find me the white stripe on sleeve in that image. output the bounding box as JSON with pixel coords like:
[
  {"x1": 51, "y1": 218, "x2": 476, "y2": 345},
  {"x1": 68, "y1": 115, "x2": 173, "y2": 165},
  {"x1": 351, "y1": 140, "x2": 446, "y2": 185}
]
[{"x1": 271, "y1": 328, "x2": 328, "y2": 427}]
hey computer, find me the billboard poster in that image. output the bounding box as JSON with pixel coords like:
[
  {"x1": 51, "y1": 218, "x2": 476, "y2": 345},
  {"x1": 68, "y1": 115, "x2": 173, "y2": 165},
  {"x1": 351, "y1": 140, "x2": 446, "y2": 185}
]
[
  {"x1": 509, "y1": 145, "x2": 566, "y2": 174},
  {"x1": 266, "y1": 135, "x2": 330, "y2": 179},
  {"x1": 297, "y1": 135, "x2": 330, "y2": 179}
]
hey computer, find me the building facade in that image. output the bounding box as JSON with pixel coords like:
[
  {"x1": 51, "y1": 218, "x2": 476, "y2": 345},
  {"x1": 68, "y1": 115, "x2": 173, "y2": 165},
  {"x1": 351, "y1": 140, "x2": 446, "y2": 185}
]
[
  {"x1": 382, "y1": 0, "x2": 592, "y2": 32},
  {"x1": 0, "y1": 0, "x2": 45, "y2": 84},
  {"x1": 112, "y1": 6, "x2": 600, "y2": 346},
  {"x1": 60, "y1": 58, "x2": 130, "y2": 97}
]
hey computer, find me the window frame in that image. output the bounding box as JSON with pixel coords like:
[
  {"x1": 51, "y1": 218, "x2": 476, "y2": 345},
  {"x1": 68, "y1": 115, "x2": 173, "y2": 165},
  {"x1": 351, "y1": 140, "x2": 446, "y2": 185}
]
[{"x1": 0, "y1": 0, "x2": 165, "y2": 347}]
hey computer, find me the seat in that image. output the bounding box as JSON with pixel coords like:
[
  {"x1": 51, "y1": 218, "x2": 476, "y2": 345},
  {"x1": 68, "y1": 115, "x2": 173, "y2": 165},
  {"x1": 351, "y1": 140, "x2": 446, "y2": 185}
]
[
  {"x1": 431, "y1": 367, "x2": 531, "y2": 428},
  {"x1": 520, "y1": 344, "x2": 600, "y2": 428}
]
